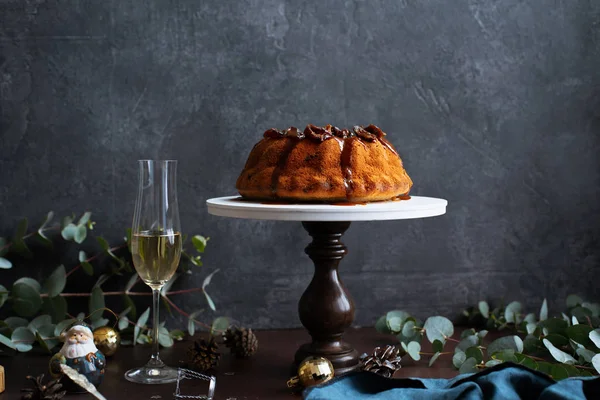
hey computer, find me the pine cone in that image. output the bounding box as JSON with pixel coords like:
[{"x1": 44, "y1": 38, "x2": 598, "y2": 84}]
[
  {"x1": 223, "y1": 326, "x2": 258, "y2": 358},
  {"x1": 21, "y1": 374, "x2": 66, "y2": 400},
  {"x1": 360, "y1": 345, "x2": 402, "y2": 378},
  {"x1": 187, "y1": 337, "x2": 221, "y2": 372}
]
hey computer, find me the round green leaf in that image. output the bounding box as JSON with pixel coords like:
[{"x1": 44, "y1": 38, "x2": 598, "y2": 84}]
[
  {"x1": 543, "y1": 338, "x2": 576, "y2": 364},
  {"x1": 485, "y1": 359, "x2": 503, "y2": 368},
  {"x1": 4, "y1": 317, "x2": 28, "y2": 330},
  {"x1": 588, "y1": 330, "x2": 600, "y2": 348},
  {"x1": 192, "y1": 235, "x2": 208, "y2": 253},
  {"x1": 0, "y1": 333, "x2": 16, "y2": 349},
  {"x1": 28, "y1": 315, "x2": 52, "y2": 332},
  {"x1": 504, "y1": 301, "x2": 522, "y2": 324},
  {"x1": 74, "y1": 224, "x2": 87, "y2": 244},
  {"x1": 545, "y1": 333, "x2": 569, "y2": 348},
  {"x1": 478, "y1": 301, "x2": 489, "y2": 318},
  {"x1": 453, "y1": 351, "x2": 467, "y2": 369},
  {"x1": 42, "y1": 295, "x2": 67, "y2": 323},
  {"x1": 566, "y1": 294, "x2": 583, "y2": 308},
  {"x1": 89, "y1": 287, "x2": 105, "y2": 321},
  {"x1": 210, "y1": 316, "x2": 230, "y2": 336},
  {"x1": 576, "y1": 347, "x2": 595, "y2": 363},
  {"x1": 54, "y1": 319, "x2": 77, "y2": 337},
  {"x1": 524, "y1": 313, "x2": 537, "y2": 324},
  {"x1": 582, "y1": 302, "x2": 600, "y2": 317},
  {"x1": 465, "y1": 346, "x2": 483, "y2": 363},
  {"x1": 12, "y1": 326, "x2": 35, "y2": 352},
  {"x1": 386, "y1": 310, "x2": 410, "y2": 330},
  {"x1": 61, "y1": 223, "x2": 77, "y2": 240},
  {"x1": 407, "y1": 341, "x2": 421, "y2": 361},
  {"x1": 158, "y1": 326, "x2": 174, "y2": 347},
  {"x1": 461, "y1": 328, "x2": 476, "y2": 339},
  {"x1": 457, "y1": 335, "x2": 479, "y2": 352},
  {"x1": 402, "y1": 320, "x2": 417, "y2": 338},
  {"x1": 14, "y1": 277, "x2": 41, "y2": 292},
  {"x1": 551, "y1": 364, "x2": 569, "y2": 380},
  {"x1": 515, "y1": 354, "x2": 538, "y2": 370},
  {"x1": 432, "y1": 339, "x2": 444, "y2": 353},
  {"x1": 487, "y1": 335, "x2": 523, "y2": 356},
  {"x1": 81, "y1": 261, "x2": 94, "y2": 276},
  {"x1": 459, "y1": 357, "x2": 478, "y2": 374},
  {"x1": 43, "y1": 265, "x2": 66, "y2": 297},
  {"x1": 375, "y1": 315, "x2": 391, "y2": 334},
  {"x1": 12, "y1": 282, "x2": 42, "y2": 317},
  {"x1": 0, "y1": 257, "x2": 12, "y2": 269},
  {"x1": 492, "y1": 349, "x2": 518, "y2": 363},
  {"x1": 592, "y1": 354, "x2": 600, "y2": 374},
  {"x1": 571, "y1": 307, "x2": 592, "y2": 321},
  {"x1": 539, "y1": 318, "x2": 568, "y2": 336},
  {"x1": 134, "y1": 307, "x2": 151, "y2": 345},
  {"x1": 566, "y1": 325, "x2": 593, "y2": 348},
  {"x1": 424, "y1": 316, "x2": 454, "y2": 343}
]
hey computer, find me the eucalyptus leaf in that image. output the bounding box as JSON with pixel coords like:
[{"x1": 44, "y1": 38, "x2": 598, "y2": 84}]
[
  {"x1": 0, "y1": 333, "x2": 16, "y2": 349},
  {"x1": 161, "y1": 273, "x2": 179, "y2": 296},
  {"x1": 54, "y1": 319, "x2": 76, "y2": 337},
  {"x1": 204, "y1": 290, "x2": 216, "y2": 311},
  {"x1": 572, "y1": 316, "x2": 579, "y2": 326},
  {"x1": 14, "y1": 277, "x2": 41, "y2": 292},
  {"x1": 375, "y1": 316, "x2": 391, "y2": 334},
  {"x1": 123, "y1": 295, "x2": 137, "y2": 320},
  {"x1": 526, "y1": 323, "x2": 537, "y2": 335},
  {"x1": 192, "y1": 235, "x2": 208, "y2": 253},
  {"x1": 539, "y1": 299, "x2": 548, "y2": 321},
  {"x1": 407, "y1": 341, "x2": 421, "y2": 361},
  {"x1": 125, "y1": 274, "x2": 138, "y2": 293},
  {"x1": 432, "y1": 339, "x2": 444, "y2": 353},
  {"x1": 78, "y1": 251, "x2": 87, "y2": 262},
  {"x1": 524, "y1": 313, "x2": 537, "y2": 324},
  {"x1": 543, "y1": 339, "x2": 576, "y2": 364},
  {"x1": 592, "y1": 354, "x2": 600, "y2": 374},
  {"x1": 582, "y1": 302, "x2": 600, "y2": 317},
  {"x1": 91, "y1": 318, "x2": 109, "y2": 330},
  {"x1": 134, "y1": 307, "x2": 151, "y2": 345},
  {"x1": 28, "y1": 315, "x2": 52, "y2": 332},
  {"x1": 545, "y1": 333, "x2": 569, "y2": 348},
  {"x1": 89, "y1": 287, "x2": 105, "y2": 321},
  {"x1": 5, "y1": 317, "x2": 29, "y2": 330},
  {"x1": 0, "y1": 284, "x2": 8, "y2": 307},
  {"x1": 118, "y1": 317, "x2": 129, "y2": 331},
  {"x1": 423, "y1": 316, "x2": 454, "y2": 343},
  {"x1": 43, "y1": 265, "x2": 66, "y2": 297},
  {"x1": 429, "y1": 351, "x2": 441, "y2": 367},
  {"x1": 487, "y1": 335, "x2": 523, "y2": 356},
  {"x1": 571, "y1": 307, "x2": 592, "y2": 321},
  {"x1": 78, "y1": 212, "x2": 92, "y2": 226},
  {"x1": 457, "y1": 335, "x2": 479, "y2": 352},
  {"x1": 477, "y1": 330, "x2": 488, "y2": 339},
  {"x1": 202, "y1": 269, "x2": 219, "y2": 289},
  {"x1": 589, "y1": 330, "x2": 600, "y2": 348},
  {"x1": 576, "y1": 347, "x2": 596, "y2": 363},
  {"x1": 539, "y1": 318, "x2": 568, "y2": 336},
  {"x1": 210, "y1": 316, "x2": 230, "y2": 336},
  {"x1": 551, "y1": 364, "x2": 569, "y2": 380},
  {"x1": 402, "y1": 320, "x2": 417, "y2": 338},
  {"x1": 452, "y1": 351, "x2": 467, "y2": 368},
  {"x1": 386, "y1": 310, "x2": 410, "y2": 331},
  {"x1": 465, "y1": 346, "x2": 484, "y2": 363},
  {"x1": 81, "y1": 261, "x2": 94, "y2": 276},
  {"x1": 461, "y1": 328, "x2": 476, "y2": 339},
  {"x1": 0, "y1": 257, "x2": 12, "y2": 269},
  {"x1": 566, "y1": 294, "x2": 583, "y2": 308},
  {"x1": 12, "y1": 326, "x2": 35, "y2": 352},
  {"x1": 478, "y1": 301, "x2": 489, "y2": 318},
  {"x1": 459, "y1": 357, "x2": 478, "y2": 374},
  {"x1": 566, "y1": 325, "x2": 593, "y2": 348},
  {"x1": 61, "y1": 223, "x2": 77, "y2": 240},
  {"x1": 504, "y1": 301, "x2": 522, "y2": 324},
  {"x1": 187, "y1": 310, "x2": 202, "y2": 336},
  {"x1": 485, "y1": 359, "x2": 503, "y2": 368},
  {"x1": 74, "y1": 224, "x2": 87, "y2": 244},
  {"x1": 158, "y1": 326, "x2": 174, "y2": 347},
  {"x1": 388, "y1": 317, "x2": 403, "y2": 332},
  {"x1": 12, "y1": 281, "x2": 42, "y2": 317}
]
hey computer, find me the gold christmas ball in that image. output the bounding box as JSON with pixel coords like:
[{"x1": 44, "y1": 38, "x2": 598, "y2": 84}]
[
  {"x1": 93, "y1": 326, "x2": 120, "y2": 357},
  {"x1": 291, "y1": 356, "x2": 334, "y2": 388}
]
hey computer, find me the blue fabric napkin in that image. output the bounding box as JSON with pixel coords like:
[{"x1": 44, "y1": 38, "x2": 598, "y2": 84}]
[{"x1": 303, "y1": 363, "x2": 600, "y2": 399}]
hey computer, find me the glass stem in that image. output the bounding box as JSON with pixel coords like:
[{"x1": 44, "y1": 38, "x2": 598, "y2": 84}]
[{"x1": 151, "y1": 288, "x2": 161, "y2": 363}]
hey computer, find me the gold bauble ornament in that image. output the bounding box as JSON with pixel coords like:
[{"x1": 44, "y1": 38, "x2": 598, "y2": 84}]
[
  {"x1": 287, "y1": 356, "x2": 334, "y2": 389},
  {"x1": 93, "y1": 326, "x2": 120, "y2": 357}
]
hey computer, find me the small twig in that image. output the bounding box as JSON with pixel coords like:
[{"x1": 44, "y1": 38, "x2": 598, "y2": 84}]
[
  {"x1": 39, "y1": 287, "x2": 205, "y2": 298},
  {"x1": 0, "y1": 226, "x2": 59, "y2": 253},
  {"x1": 161, "y1": 296, "x2": 214, "y2": 331},
  {"x1": 65, "y1": 244, "x2": 128, "y2": 278},
  {"x1": 419, "y1": 352, "x2": 452, "y2": 356}
]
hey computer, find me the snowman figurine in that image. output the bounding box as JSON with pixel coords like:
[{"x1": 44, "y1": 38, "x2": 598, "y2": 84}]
[{"x1": 49, "y1": 322, "x2": 106, "y2": 392}]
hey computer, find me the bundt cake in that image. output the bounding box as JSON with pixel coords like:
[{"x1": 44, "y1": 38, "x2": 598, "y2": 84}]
[{"x1": 236, "y1": 124, "x2": 413, "y2": 202}]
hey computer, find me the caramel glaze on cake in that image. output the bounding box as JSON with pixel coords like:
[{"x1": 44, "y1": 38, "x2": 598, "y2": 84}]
[{"x1": 236, "y1": 124, "x2": 413, "y2": 202}]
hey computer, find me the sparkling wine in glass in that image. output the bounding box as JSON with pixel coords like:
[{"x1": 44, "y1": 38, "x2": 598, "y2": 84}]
[{"x1": 125, "y1": 160, "x2": 181, "y2": 384}]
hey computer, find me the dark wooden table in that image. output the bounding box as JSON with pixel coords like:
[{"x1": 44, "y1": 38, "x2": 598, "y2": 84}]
[{"x1": 0, "y1": 327, "x2": 463, "y2": 400}]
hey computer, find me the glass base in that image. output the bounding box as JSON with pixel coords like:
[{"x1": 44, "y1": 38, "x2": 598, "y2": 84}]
[{"x1": 125, "y1": 359, "x2": 179, "y2": 384}]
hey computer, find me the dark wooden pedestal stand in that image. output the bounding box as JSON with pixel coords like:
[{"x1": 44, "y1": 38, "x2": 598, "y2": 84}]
[{"x1": 293, "y1": 221, "x2": 360, "y2": 375}]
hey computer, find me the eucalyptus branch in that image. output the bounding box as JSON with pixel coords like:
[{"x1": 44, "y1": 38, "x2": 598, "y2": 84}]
[{"x1": 65, "y1": 244, "x2": 128, "y2": 278}]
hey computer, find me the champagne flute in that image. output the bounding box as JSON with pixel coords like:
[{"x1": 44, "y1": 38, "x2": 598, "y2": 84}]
[{"x1": 125, "y1": 160, "x2": 182, "y2": 384}]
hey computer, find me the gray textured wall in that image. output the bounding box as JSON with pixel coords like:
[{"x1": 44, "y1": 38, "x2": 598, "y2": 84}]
[{"x1": 1, "y1": 0, "x2": 600, "y2": 329}]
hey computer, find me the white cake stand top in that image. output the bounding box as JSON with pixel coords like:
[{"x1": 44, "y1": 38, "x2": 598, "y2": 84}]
[{"x1": 206, "y1": 196, "x2": 447, "y2": 222}]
